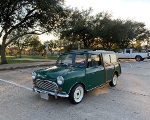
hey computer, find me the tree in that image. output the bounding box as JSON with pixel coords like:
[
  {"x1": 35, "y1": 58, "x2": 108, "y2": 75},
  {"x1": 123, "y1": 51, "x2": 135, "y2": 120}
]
[
  {"x1": 59, "y1": 7, "x2": 149, "y2": 51},
  {"x1": 92, "y1": 12, "x2": 114, "y2": 50},
  {"x1": 0, "y1": 0, "x2": 65, "y2": 64},
  {"x1": 121, "y1": 21, "x2": 148, "y2": 49},
  {"x1": 109, "y1": 19, "x2": 132, "y2": 49},
  {"x1": 94, "y1": 17, "x2": 148, "y2": 50},
  {"x1": 135, "y1": 24, "x2": 149, "y2": 48},
  {"x1": 28, "y1": 35, "x2": 44, "y2": 55},
  {"x1": 146, "y1": 31, "x2": 150, "y2": 49},
  {"x1": 0, "y1": 45, "x2": 1, "y2": 55},
  {"x1": 60, "y1": 8, "x2": 95, "y2": 49},
  {"x1": 11, "y1": 29, "x2": 31, "y2": 58}
]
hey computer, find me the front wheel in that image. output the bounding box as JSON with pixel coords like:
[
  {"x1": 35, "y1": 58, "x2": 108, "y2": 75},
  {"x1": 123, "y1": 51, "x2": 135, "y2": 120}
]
[
  {"x1": 69, "y1": 84, "x2": 84, "y2": 104},
  {"x1": 109, "y1": 74, "x2": 118, "y2": 87}
]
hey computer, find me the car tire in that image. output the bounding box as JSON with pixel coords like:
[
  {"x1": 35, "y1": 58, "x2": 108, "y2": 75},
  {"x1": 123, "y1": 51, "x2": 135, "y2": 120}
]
[
  {"x1": 69, "y1": 84, "x2": 84, "y2": 104},
  {"x1": 135, "y1": 56, "x2": 142, "y2": 62},
  {"x1": 109, "y1": 74, "x2": 118, "y2": 87}
]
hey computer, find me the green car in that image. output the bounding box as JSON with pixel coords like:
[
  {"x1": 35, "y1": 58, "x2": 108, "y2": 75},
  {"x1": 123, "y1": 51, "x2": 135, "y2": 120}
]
[{"x1": 32, "y1": 50, "x2": 122, "y2": 104}]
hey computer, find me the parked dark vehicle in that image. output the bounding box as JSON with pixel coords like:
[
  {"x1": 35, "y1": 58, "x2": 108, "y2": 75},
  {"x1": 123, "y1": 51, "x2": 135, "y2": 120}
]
[{"x1": 32, "y1": 50, "x2": 122, "y2": 104}]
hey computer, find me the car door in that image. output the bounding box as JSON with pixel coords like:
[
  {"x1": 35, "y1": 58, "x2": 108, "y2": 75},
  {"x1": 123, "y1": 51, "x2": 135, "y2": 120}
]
[
  {"x1": 85, "y1": 54, "x2": 105, "y2": 90},
  {"x1": 124, "y1": 49, "x2": 131, "y2": 58},
  {"x1": 102, "y1": 54, "x2": 115, "y2": 81}
]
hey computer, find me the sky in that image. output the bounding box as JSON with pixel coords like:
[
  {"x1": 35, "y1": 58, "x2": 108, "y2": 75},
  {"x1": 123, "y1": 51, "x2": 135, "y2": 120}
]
[
  {"x1": 40, "y1": 0, "x2": 150, "y2": 41},
  {"x1": 2, "y1": 0, "x2": 150, "y2": 43},
  {"x1": 65, "y1": 0, "x2": 150, "y2": 29}
]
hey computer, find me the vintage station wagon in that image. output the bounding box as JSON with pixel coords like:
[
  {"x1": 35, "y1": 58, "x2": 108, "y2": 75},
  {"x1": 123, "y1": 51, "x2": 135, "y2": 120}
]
[{"x1": 32, "y1": 50, "x2": 122, "y2": 104}]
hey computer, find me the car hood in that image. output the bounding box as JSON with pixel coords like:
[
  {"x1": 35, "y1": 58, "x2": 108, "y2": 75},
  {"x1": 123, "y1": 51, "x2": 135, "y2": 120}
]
[{"x1": 35, "y1": 65, "x2": 73, "y2": 80}]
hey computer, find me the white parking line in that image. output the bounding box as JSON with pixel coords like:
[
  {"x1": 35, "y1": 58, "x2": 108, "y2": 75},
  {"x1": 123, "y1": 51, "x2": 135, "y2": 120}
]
[
  {"x1": 0, "y1": 115, "x2": 8, "y2": 120},
  {"x1": 0, "y1": 78, "x2": 32, "y2": 91},
  {"x1": 129, "y1": 63, "x2": 132, "y2": 68}
]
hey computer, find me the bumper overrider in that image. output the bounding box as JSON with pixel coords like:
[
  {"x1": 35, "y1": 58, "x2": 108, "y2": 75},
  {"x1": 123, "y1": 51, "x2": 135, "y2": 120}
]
[{"x1": 33, "y1": 86, "x2": 69, "y2": 98}]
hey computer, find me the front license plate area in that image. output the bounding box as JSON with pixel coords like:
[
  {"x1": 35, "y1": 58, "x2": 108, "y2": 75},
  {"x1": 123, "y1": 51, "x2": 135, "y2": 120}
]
[{"x1": 40, "y1": 93, "x2": 49, "y2": 100}]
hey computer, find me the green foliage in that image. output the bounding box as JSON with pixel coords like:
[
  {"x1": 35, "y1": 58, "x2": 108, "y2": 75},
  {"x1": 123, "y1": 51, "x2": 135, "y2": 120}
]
[
  {"x1": 28, "y1": 35, "x2": 41, "y2": 51},
  {"x1": 0, "y1": 1, "x2": 149, "y2": 64},
  {"x1": 59, "y1": 8, "x2": 149, "y2": 51},
  {"x1": 60, "y1": 8, "x2": 96, "y2": 49},
  {"x1": 0, "y1": 0, "x2": 65, "y2": 64}
]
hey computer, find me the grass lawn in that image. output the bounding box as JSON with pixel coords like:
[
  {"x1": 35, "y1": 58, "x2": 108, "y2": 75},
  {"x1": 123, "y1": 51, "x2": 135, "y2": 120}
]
[
  {"x1": 21, "y1": 55, "x2": 58, "y2": 60},
  {"x1": 0, "y1": 55, "x2": 58, "y2": 64},
  {"x1": 7, "y1": 60, "x2": 35, "y2": 64}
]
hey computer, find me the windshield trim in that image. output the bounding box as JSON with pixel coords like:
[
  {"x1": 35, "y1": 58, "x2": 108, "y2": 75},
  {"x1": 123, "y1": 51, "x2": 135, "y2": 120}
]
[{"x1": 56, "y1": 53, "x2": 87, "y2": 68}]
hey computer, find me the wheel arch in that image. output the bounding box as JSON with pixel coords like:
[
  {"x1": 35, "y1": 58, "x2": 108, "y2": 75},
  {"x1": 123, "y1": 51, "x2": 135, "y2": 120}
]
[
  {"x1": 135, "y1": 55, "x2": 142, "y2": 58},
  {"x1": 113, "y1": 71, "x2": 119, "y2": 77},
  {"x1": 135, "y1": 55, "x2": 142, "y2": 62},
  {"x1": 68, "y1": 82, "x2": 86, "y2": 95},
  {"x1": 135, "y1": 55, "x2": 143, "y2": 59}
]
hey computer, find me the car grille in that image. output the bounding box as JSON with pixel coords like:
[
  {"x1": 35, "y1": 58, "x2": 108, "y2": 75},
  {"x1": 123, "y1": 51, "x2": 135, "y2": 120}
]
[{"x1": 35, "y1": 79, "x2": 58, "y2": 91}]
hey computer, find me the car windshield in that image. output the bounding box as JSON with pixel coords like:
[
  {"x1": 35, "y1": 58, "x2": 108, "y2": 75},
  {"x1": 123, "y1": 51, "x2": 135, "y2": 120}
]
[{"x1": 56, "y1": 53, "x2": 87, "y2": 67}]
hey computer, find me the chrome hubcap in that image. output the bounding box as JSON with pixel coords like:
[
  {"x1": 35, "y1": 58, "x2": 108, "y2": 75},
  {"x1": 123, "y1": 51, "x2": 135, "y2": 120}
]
[
  {"x1": 113, "y1": 75, "x2": 117, "y2": 85},
  {"x1": 74, "y1": 86, "x2": 83, "y2": 102}
]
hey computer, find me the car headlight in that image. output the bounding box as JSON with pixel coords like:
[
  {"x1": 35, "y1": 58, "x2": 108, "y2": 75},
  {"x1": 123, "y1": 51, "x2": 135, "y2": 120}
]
[
  {"x1": 32, "y1": 72, "x2": 36, "y2": 80},
  {"x1": 57, "y1": 76, "x2": 64, "y2": 85}
]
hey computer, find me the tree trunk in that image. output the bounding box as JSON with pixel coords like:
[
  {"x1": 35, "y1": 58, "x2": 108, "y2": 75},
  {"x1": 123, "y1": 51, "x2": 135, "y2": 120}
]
[
  {"x1": 0, "y1": 45, "x2": 8, "y2": 64},
  {"x1": 19, "y1": 48, "x2": 22, "y2": 58}
]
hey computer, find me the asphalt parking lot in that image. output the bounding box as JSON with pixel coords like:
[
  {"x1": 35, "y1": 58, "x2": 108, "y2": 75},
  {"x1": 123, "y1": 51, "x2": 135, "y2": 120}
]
[{"x1": 0, "y1": 59, "x2": 150, "y2": 120}]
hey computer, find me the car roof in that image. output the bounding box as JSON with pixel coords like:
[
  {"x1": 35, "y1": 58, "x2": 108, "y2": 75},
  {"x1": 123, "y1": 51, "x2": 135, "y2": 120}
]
[{"x1": 63, "y1": 49, "x2": 115, "y2": 54}]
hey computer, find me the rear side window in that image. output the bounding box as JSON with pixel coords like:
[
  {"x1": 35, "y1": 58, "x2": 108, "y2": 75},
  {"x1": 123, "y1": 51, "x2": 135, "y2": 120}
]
[
  {"x1": 103, "y1": 53, "x2": 117, "y2": 63},
  {"x1": 103, "y1": 54, "x2": 110, "y2": 63},
  {"x1": 110, "y1": 54, "x2": 117, "y2": 63}
]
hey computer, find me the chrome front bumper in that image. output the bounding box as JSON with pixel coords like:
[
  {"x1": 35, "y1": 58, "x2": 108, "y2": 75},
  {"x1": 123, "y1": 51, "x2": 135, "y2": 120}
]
[{"x1": 33, "y1": 86, "x2": 69, "y2": 98}]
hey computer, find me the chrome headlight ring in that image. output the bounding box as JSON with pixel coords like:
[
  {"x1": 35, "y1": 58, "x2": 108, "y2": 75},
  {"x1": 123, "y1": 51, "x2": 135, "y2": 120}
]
[
  {"x1": 32, "y1": 72, "x2": 36, "y2": 80},
  {"x1": 57, "y1": 76, "x2": 64, "y2": 85}
]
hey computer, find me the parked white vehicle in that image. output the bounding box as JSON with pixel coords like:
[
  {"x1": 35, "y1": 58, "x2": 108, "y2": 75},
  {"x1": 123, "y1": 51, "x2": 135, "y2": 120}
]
[{"x1": 116, "y1": 48, "x2": 150, "y2": 62}]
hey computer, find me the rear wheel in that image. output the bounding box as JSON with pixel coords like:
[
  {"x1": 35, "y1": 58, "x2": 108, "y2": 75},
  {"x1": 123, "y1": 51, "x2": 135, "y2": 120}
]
[
  {"x1": 69, "y1": 84, "x2": 84, "y2": 104},
  {"x1": 109, "y1": 74, "x2": 118, "y2": 87},
  {"x1": 135, "y1": 56, "x2": 142, "y2": 62}
]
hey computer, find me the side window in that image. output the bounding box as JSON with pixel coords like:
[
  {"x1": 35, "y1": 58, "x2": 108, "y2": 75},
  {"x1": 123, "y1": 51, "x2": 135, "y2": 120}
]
[
  {"x1": 103, "y1": 54, "x2": 110, "y2": 64},
  {"x1": 75, "y1": 54, "x2": 86, "y2": 67},
  {"x1": 88, "y1": 54, "x2": 100, "y2": 67},
  {"x1": 126, "y1": 49, "x2": 130, "y2": 53},
  {"x1": 110, "y1": 54, "x2": 117, "y2": 63},
  {"x1": 75, "y1": 54, "x2": 86, "y2": 63}
]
